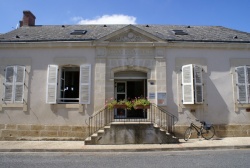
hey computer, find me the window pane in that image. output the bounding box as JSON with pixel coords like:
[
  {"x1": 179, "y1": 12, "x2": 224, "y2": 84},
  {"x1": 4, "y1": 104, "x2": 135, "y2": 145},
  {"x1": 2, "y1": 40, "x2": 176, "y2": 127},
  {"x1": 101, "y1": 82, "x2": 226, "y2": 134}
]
[{"x1": 117, "y1": 83, "x2": 125, "y2": 93}]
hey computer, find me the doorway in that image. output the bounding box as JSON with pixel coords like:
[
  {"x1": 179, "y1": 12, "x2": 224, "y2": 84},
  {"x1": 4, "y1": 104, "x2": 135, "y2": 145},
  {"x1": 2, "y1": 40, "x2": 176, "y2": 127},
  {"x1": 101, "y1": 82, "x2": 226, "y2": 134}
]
[{"x1": 114, "y1": 80, "x2": 147, "y2": 119}]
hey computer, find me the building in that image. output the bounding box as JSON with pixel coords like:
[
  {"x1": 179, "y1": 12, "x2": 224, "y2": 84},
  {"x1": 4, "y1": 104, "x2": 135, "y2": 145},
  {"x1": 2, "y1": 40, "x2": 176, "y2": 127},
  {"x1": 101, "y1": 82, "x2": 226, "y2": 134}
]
[{"x1": 0, "y1": 11, "x2": 250, "y2": 141}]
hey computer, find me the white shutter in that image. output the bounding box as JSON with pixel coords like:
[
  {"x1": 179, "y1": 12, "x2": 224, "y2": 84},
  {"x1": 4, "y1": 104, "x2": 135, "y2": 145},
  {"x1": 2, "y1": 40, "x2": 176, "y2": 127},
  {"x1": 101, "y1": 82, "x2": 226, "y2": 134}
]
[
  {"x1": 46, "y1": 65, "x2": 58, "y2": 104},
  {"x1": 182, "y1": 64, "x2": 194, "y2": 104},
  {"x1": 79, "y1": 64, "x2": 91, "y2": 104},
  {"x1": 236, "y1": 66, "x2": 248, "y2": 103},
  {"x1": 14, "y1": 66, "x2": 25, "y2": 103},
  {"x1": 247, "y1": 66, "x2": 250, "y2": 103},
  {"x1": 3, "y1": 66, "x2": 14, "y2": 102},
  {"x1": 194, "y1": 65, "x2": 203, "y2": 104}
]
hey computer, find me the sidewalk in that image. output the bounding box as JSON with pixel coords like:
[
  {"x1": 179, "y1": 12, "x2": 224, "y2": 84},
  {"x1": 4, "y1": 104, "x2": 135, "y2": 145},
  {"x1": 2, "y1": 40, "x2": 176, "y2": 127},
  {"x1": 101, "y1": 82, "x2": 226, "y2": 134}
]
[{"x1": 0, "y1": 137, "x2": 250, "y2": 152}]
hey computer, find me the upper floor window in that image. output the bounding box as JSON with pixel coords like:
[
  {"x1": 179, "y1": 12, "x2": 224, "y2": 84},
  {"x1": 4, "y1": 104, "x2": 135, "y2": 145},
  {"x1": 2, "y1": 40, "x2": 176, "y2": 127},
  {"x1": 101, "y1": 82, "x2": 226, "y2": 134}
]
[
  {"x1": 3, "y1": 65, "x2": 25, "y2": 103},
  {"x1": 182, "y1": 64, "x2": 203, "y2": 104},
  {"x1": 46, "y1": 64, "x2": 91, "y2": 104},
  {"x1": 236, "y1": 66, "x2": 250, "y2": 103}
]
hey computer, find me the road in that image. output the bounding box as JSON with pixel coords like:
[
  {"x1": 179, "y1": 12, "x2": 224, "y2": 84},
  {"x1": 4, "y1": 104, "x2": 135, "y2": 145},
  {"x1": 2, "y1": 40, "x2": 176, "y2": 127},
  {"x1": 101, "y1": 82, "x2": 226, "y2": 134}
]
[{"x1": 0, "y1": 149, "x2": 249, "y2": 168}]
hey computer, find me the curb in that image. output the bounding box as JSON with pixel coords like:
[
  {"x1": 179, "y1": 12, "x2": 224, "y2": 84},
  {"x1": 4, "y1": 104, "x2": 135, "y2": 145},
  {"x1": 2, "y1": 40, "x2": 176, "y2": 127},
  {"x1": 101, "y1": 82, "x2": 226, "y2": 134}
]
[{"x1": 1, "y1": 145, "x2": 250, "y2": 153}]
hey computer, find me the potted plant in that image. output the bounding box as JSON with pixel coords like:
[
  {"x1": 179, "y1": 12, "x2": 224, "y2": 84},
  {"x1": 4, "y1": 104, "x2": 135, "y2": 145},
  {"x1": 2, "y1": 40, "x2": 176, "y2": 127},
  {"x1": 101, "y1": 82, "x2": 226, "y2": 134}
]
[
  {"x1": 133, "y1": 97, "x2": 150, "y2": 109},
  {"x1": 105, "y1": 98, "x2": 118, "y2": 110},
  {"x1": 105, "y1": 98, "x2": 133, "y2": 110}
]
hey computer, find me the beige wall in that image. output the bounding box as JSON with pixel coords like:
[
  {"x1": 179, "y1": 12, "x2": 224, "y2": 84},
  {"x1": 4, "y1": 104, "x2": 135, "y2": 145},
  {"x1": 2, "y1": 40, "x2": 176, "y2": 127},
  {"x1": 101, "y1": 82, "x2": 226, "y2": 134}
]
[
  {"x1": 1, "y1": 42, "x2": 250, "y2": 129},
  {"x1": 0, "y1": 44, "x2": 95, "y2": 125}
]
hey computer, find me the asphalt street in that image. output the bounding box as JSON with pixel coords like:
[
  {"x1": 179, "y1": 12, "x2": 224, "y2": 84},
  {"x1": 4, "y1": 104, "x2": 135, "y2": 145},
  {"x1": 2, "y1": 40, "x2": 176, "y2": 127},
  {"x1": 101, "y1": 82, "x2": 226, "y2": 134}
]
[{"x1": 0, "y1": 149, "x2": 250, "y2": 168}]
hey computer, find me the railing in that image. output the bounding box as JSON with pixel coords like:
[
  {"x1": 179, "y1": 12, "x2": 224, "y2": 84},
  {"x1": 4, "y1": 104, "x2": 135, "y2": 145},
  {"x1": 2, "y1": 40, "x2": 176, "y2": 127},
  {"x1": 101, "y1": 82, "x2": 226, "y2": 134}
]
[{"x1": 88, "y1": 103, "x2": 178, "y2": 137}]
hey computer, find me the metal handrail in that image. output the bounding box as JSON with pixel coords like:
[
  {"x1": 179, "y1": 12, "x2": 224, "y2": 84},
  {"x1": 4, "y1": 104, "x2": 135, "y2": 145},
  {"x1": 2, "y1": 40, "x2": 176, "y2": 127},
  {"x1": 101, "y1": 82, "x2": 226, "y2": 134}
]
[{"x1": 88, "y1": 103, "x2": 178, "y2": 137}]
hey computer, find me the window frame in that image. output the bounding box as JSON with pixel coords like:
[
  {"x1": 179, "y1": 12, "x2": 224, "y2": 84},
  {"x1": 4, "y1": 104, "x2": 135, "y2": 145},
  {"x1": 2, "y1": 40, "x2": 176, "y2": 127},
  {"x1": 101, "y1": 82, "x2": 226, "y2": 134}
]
[
  {"x1": 3, "y1": 65, "x2": 25, "y2": 104},
  {"x1": 182, "y1": 64, "x2": 203, "y2": 105},
  {"x1": 46, "y1": 64, "x2": 91, "y2": 104},
  {"x1": 236, "y1": 65, "x2": 250, "y2": 104}
]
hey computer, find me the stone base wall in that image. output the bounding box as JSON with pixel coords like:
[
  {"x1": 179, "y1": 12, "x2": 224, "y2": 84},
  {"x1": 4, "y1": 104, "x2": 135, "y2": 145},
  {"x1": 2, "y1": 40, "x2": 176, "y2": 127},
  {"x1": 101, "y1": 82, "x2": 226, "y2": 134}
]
[
  {"x1": 174, "y1": 124, "x2": 250, "y2": 139},
  {"x1": 0, "y1": 124, "x2": 88, "y2": 141}
]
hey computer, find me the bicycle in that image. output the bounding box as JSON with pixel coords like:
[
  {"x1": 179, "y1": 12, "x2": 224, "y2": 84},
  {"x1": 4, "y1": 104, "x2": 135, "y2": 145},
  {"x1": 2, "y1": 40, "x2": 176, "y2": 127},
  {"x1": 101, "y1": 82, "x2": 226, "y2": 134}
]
[{"x1": 184, "y1": 119, "x2": 215, "y2": 141}]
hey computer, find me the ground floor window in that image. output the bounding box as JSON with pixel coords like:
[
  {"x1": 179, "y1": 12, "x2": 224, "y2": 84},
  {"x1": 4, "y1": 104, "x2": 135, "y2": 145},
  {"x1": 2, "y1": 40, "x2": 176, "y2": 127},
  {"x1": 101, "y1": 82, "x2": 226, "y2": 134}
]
[
  {"x1": 46, "y1": 64, "x2": 91, "y2": 104},
  {"x1": 59, "y1": 66, "x2": 80, "y2": 103},
  {"x1": 3, "y1": 65, "x2": 25, "y2": 103}
]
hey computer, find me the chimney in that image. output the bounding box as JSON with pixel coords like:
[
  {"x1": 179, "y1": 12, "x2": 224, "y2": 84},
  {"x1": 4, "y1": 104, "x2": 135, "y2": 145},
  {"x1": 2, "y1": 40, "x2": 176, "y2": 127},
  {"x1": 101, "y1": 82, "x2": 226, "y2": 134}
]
[{"x1": 20, "y1": 10, "x2": 36, "y2": 27}]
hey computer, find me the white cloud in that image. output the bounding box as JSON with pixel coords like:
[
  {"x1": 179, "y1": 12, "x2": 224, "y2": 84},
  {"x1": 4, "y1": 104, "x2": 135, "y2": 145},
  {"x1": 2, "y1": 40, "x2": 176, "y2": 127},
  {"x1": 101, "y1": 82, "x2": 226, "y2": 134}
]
[{"x1": 72, "y1": 14, "x2": 137, "y2": 24}]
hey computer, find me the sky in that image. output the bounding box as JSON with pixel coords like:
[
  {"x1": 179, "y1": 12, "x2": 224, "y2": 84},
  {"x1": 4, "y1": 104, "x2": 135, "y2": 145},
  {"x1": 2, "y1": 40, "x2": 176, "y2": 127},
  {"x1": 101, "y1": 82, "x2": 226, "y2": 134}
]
[{"x1": 0, "y1": 0, "x2": 250, "y2": 34}]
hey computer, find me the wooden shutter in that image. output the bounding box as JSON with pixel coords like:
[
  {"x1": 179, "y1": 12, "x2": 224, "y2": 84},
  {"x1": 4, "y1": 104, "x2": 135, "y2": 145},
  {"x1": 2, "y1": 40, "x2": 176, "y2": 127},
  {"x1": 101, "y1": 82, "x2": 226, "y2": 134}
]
[
  {"x1": 194, "y1": 65, "x2": 203, "y2": 104},
  {"x1": 247, "y1": 66, "x2": 250, "y2": 103},
  {"x1": 182, "y1": 64, "x2": 194, "y2": 104},
  {"x1": 79, "y1": 64, "x2": 91, "y2": 104},
  {"x1": 46, "y1": 65, "x2": 58, "y2": 104},
  {"x1": 236, "y1": 66, "x2": 248, "y2": 103},
  {"x1": 3, "y1": 66, "x2": 15, "y2": 102},
  {"x1": 14, "y1": 66, "x2": 25, "y2": 103}
]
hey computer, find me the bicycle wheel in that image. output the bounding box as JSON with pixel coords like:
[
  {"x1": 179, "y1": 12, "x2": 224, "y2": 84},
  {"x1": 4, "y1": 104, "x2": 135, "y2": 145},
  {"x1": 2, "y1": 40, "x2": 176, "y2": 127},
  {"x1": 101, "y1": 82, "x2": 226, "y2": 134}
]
[
  {"x1": 184, "y1": 127, "x2": 192, "y2": 141},
  {"x1": 201, "y1": 126, "x2": 215, "y2": 140}
]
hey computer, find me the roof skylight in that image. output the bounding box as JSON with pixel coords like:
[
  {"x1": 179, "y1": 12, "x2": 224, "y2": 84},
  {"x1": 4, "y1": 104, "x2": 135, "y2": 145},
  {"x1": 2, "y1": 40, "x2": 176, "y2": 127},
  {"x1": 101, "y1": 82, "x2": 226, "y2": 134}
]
[
  {"x1": 70, "y1": 30, "x2": 87, "y2": 35},
  {"x1": 172, "y1": 30, "x2": 188, "y2": 35}
]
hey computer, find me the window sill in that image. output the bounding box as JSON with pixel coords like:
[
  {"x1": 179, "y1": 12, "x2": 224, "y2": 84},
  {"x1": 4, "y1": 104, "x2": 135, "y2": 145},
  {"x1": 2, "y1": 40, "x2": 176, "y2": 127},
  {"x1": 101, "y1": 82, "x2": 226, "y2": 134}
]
[
  {"x1": 1, "y1": 104, "x2": 24, "y2": 108},
  {"x1": 0, "y1": 103, "x2": 27, "y2": 112},
  {"x1": 237, "y1": 104, "x2": 250, "y2": 108},
  {"x1": 55, "y1": 104, "x2": 80, "y2": 109}
]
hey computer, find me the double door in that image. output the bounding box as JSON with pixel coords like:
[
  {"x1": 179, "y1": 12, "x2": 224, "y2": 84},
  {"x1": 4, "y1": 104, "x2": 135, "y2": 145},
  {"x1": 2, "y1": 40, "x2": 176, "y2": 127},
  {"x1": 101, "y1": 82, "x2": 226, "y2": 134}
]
[{"x1": 115, "y1": 80, "x2": 147, "y2": 119}]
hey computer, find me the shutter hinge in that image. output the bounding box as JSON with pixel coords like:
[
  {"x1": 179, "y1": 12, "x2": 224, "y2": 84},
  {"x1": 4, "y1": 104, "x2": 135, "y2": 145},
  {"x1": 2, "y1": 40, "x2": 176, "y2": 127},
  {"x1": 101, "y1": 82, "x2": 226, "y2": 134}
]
[{"x1": 181, "y1": 83, "x2": 183, "y2": 86}]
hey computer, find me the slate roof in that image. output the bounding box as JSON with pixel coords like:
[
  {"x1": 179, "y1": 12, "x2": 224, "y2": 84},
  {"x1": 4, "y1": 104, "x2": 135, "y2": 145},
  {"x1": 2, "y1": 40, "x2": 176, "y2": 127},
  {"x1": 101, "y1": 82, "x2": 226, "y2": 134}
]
[{"x1": 0, "y1": 24, "x2": 250, "y2": 43}]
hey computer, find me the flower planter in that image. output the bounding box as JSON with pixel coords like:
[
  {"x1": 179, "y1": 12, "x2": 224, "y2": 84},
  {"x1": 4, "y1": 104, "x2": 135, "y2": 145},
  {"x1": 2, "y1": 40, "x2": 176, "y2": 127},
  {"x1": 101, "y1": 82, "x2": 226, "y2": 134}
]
[
  {"x1": 114, "y1": 104, "x2": 127, "y2": 109},
  {"x1": 134, "y1": 105, "x2": 150, "y2": 109}
]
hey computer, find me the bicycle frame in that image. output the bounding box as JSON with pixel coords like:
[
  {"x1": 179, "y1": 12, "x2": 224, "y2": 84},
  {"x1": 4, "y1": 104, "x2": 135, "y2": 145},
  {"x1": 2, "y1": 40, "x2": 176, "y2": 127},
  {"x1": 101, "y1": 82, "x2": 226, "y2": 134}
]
[{"x1": 190, "y1": 122, "x2": 203, "y2": 134}]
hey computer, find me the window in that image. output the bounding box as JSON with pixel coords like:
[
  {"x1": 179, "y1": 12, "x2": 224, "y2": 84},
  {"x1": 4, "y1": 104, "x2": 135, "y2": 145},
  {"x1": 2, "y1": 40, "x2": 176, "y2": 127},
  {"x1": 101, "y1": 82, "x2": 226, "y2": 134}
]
[
  {"x1": 60, "y1": 66, "x2": 79, "y2": 103},
  {"x1": 236, "y1": 66, "x2": 250, "y2": 103},
  {"x1": 182, "y1": 64, "x2": 203, "y2": 104},
  {"x1": 3, "y1": 65, "x2": 25, "y2": 103},
  {"x1": 46, "y1": 64, "x2": 91, "y2": 104},
  {"x1": 70, "y1": 30, "x2": 87, "y2": 35}
]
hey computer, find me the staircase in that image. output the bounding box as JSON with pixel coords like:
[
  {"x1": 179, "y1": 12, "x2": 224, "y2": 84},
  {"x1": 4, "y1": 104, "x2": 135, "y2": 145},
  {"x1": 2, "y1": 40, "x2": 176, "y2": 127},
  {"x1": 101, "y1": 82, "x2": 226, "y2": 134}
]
[{"x1": 85, "y1": 104, "x2": 179, "y2": 145}]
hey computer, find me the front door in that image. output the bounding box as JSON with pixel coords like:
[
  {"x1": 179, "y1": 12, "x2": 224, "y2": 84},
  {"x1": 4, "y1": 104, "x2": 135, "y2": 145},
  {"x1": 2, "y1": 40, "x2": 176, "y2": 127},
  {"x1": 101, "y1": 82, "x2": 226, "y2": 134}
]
[{"x1": 115, "y1": 80, "x2": 147, "y2": 119}]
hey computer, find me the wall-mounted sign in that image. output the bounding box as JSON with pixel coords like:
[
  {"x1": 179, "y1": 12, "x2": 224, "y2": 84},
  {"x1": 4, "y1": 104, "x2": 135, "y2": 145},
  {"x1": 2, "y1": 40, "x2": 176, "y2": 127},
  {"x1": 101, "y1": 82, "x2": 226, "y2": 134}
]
[
  {"x1": 157, "y1": 92, "x2": 167, "y2": 106},
  {"x1": 149, "y1": 92, "x2": 156, "y2": 99}
]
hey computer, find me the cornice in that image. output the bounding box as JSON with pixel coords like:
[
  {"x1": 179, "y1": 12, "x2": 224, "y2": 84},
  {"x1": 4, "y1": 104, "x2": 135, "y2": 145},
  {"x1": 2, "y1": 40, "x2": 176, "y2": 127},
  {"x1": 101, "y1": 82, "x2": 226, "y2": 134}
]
[
  {"x1": 167, "y1": 41, "x2": 250, "y2": 50},
  {"x1": 0, "y1": 41, "x2": 93, "y2": 48}
]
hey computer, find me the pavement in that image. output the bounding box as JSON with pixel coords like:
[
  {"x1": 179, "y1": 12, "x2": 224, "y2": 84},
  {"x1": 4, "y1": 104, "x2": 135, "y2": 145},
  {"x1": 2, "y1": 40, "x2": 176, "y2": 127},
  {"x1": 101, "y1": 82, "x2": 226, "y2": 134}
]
[{"x1": 0, "y1": 137, "x2": 250, "y2": 152}]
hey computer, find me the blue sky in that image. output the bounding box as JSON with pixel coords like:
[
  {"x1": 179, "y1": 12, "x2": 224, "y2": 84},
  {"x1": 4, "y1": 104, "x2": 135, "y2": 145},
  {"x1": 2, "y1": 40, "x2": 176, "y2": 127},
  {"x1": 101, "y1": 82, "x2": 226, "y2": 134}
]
[{"x1": 0, "y1": 0, "x2": 249, "y2": 33}]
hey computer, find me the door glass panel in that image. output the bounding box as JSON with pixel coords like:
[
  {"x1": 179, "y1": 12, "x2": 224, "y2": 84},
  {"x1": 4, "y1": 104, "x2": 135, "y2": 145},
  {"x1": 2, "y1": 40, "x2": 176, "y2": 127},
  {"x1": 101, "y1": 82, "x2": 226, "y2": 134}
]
[
  {"x1": 117, "y1": 83, "x2": 125, "y2": 93},
  {"x1": 115, "y1": 82, "x2": 126, "y2": 119}
]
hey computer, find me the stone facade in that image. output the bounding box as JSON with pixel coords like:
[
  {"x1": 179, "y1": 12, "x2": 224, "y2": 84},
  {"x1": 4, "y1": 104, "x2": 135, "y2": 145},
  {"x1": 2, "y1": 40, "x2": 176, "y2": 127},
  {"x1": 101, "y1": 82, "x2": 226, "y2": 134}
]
[
  {"x1": 1, "y1": 16, "x2": 250, "y2": 141},
  {"x1": 174, "y1": 124, "x2": 250, "y2": 138},
  {"x1": 0, "y1": 124, "x2": 88, "y2": 141}
]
